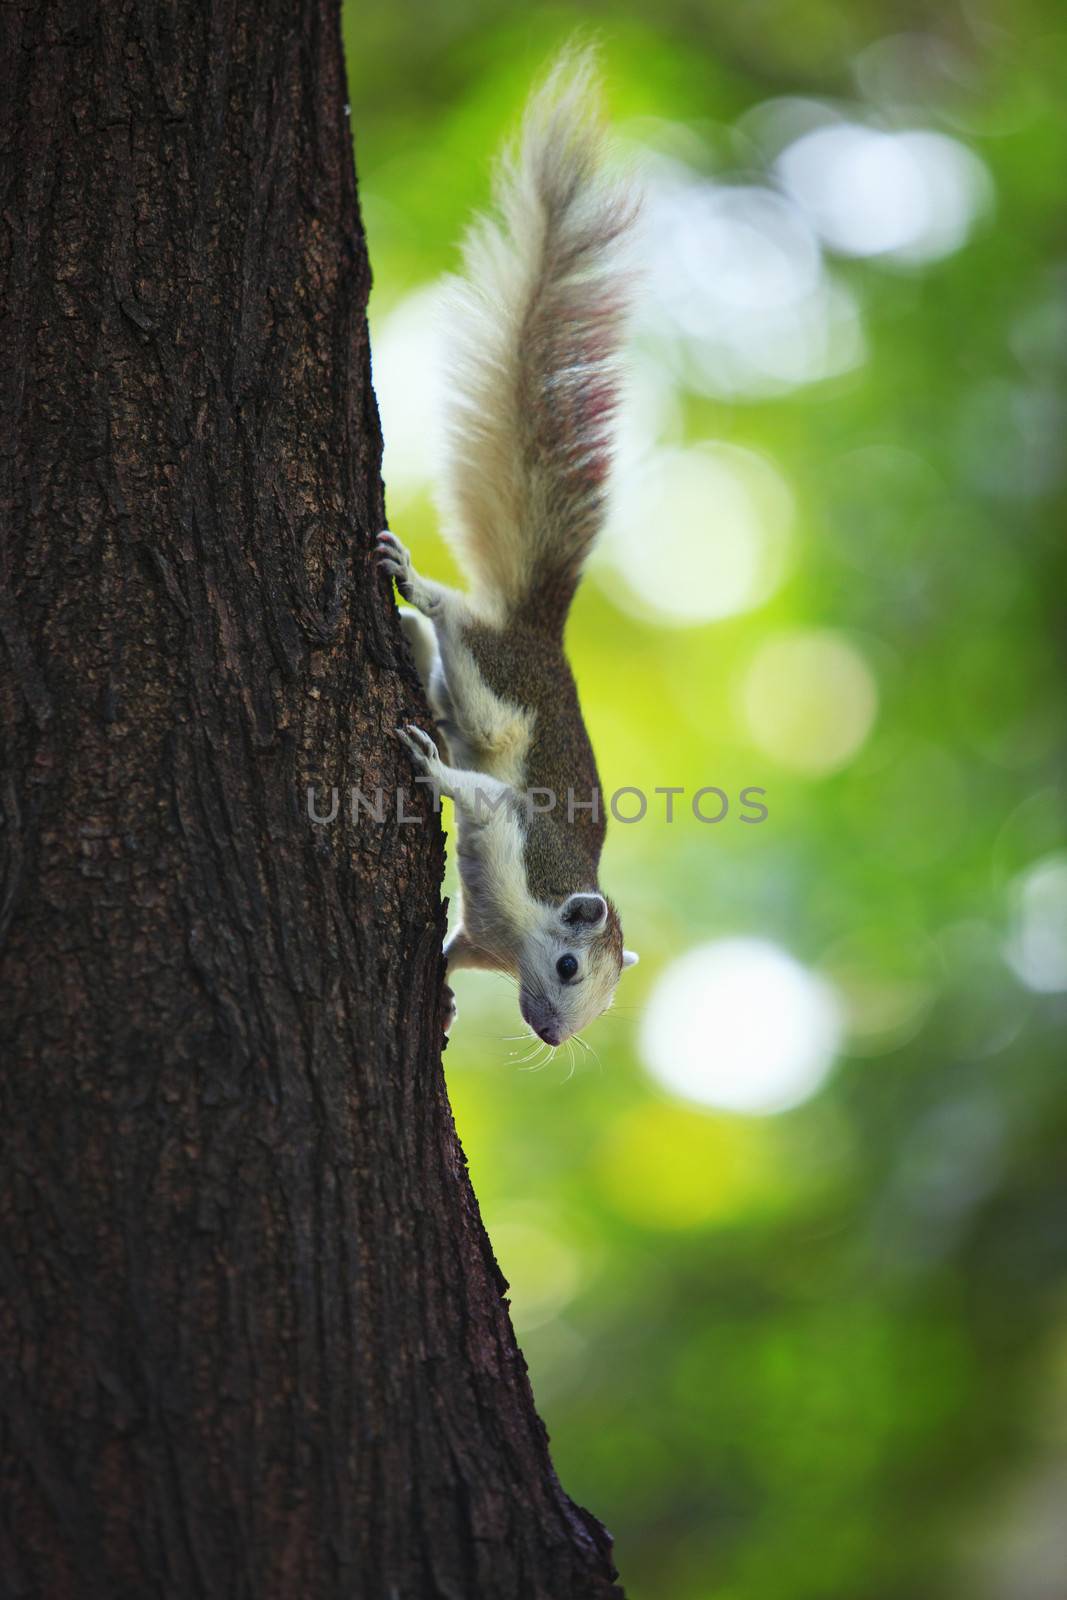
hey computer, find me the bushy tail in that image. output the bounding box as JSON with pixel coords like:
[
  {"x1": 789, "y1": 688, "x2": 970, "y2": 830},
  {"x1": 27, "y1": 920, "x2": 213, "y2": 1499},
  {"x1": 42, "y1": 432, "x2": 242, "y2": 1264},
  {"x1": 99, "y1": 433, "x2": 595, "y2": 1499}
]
[{"x1": 439, "y1": 50, "x2": 636, "y2": 632}]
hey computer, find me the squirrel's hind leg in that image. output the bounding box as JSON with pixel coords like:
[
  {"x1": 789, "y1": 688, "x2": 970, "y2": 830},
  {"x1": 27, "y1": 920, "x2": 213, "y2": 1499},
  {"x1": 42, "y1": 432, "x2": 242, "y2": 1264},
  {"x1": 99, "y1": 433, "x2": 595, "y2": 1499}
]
[
  {"x1": 398, "y1": 608, "x2": 461, "y2": 765},
  {"x1": 395, "y1": 725, "x2": 512, "y2": 820},
  {"x1": 376, "y1": 530, "x2": 517, "y2": 778},
  {"x1": 399, "y1": 608, "x2": 438, "y2": 691}
]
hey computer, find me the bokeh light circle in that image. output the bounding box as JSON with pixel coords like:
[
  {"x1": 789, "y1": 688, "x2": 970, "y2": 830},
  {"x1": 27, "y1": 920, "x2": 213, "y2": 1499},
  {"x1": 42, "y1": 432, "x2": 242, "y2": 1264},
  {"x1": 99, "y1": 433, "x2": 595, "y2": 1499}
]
[
  {"x1": 1005, "y1": 854, "x2": 1067, "y2": 993},
  {"x1": 371, "y1": 284, "x2": 445, "y2": 500},
  {"x1": 739, "y1": 628, "x2": 878, "y2": 774},
  {"x1": 605, "y1": 444, "x2": 793, "y2": 625},
  {"x1": 640, "y1": 938, "x2": 843, "y2": 1115},
  {"x1": 775, "y1": 124, "x2": 992, "y2": 264}
]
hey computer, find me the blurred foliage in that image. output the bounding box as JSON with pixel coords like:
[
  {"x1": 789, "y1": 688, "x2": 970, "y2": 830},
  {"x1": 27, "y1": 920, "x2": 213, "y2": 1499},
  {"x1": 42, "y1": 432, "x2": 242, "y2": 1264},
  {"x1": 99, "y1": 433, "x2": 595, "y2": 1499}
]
[{"x1": 342, "y1": 2, "x2": 1067, "y2": 1595}]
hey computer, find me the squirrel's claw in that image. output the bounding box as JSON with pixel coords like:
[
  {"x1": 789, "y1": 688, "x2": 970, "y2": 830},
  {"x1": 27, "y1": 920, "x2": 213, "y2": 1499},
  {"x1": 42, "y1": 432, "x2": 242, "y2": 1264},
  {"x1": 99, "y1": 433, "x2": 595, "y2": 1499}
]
[
  {"x1": 375, "y1": 529, "x2": 409, "y2": 575},
  {"x1": 376, "y1": 530, "x2": 421, "y2": 605},
  {"x1": 375, "y1": 529, "x2": 403, "y2": 553},
  {"x1": 395, "y1": 723, "x2": 440, "y2": 768}
]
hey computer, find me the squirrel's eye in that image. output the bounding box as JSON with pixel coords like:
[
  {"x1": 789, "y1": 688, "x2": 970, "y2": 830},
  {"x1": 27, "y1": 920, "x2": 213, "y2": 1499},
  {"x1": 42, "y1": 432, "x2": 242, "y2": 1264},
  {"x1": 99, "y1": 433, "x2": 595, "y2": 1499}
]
[{"x1": 556, "y1": 954, "x2": 579, "y2": 982}]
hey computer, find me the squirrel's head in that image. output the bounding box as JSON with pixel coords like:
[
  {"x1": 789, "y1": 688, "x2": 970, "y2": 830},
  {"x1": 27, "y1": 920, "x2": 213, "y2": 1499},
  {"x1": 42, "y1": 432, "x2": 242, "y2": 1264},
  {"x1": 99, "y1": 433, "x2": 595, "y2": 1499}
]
[{"x1": 518, "y1": 891, "x2": 638, "y2": 1046}]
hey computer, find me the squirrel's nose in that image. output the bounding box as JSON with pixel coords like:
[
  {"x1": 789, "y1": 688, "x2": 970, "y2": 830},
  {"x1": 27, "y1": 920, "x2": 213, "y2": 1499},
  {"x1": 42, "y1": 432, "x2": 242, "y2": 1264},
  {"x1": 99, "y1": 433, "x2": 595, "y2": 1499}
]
[{"x1": 536, "y1": 1025, "x2": 561, "y2": 1047}]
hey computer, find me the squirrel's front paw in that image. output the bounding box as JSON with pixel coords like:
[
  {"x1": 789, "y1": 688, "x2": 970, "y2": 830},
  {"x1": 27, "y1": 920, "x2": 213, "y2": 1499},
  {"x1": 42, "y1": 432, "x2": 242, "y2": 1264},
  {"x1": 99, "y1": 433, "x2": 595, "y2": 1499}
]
[
  {"x1": 375, "y1": 529, "x2": 414, "y2": 593},
  {"x1": 395, "y1": 723, "x2": 440, "y2": 772}
]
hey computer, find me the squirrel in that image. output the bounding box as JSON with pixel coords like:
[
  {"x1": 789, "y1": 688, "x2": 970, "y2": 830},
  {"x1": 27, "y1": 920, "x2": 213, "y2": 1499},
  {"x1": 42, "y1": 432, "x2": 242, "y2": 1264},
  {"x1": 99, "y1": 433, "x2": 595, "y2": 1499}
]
[{"x1": 376, "y1": 52, "x2": 639, "y2": 1047}]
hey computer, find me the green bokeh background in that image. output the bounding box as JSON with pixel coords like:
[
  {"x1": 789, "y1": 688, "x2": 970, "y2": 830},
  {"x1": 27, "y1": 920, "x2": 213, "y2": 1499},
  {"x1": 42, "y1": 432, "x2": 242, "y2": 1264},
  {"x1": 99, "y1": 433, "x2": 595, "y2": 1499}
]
[{"x1": 342, "y1": 5, "x2": 1067, "y2": 1596}]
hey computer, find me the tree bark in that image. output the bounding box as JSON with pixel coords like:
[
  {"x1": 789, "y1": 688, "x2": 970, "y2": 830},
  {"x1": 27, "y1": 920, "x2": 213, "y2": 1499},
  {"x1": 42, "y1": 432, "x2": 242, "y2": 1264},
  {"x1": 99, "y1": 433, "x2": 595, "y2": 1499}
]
[{"x1": 0, "y1": 3, "x2": 622, "y2": 1596}]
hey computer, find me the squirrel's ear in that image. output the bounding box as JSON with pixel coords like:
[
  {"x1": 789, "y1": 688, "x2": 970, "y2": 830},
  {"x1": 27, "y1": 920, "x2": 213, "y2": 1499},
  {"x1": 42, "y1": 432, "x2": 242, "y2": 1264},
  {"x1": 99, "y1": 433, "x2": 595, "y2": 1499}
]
[
  {"x1": 563, "y1": 892, "x2": 607, "y2": 927},
  {"x1": 622, "y1": 949, "x2": 639, "y2": 969}
]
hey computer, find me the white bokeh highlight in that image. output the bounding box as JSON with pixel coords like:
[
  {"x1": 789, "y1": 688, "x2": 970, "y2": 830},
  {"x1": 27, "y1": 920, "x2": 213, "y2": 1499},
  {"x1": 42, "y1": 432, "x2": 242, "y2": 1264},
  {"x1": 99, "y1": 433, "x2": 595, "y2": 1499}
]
[
  {"x1": 603, "y1": 443, "x2": 793, "y2": 625},
  {"x1": 640, "y1": 939, "x2": 843, "y2": 1115},
  {"x1": 637, "y1": 160, "x2": 865, "y2": 399},
  {"x1": 370, "y1": 285, "x2": 445, "y2": 502},
  {"x1": 775, "y1": 124, "x2": 993, "y2": 264},
  {"x1": 1005, "y1": 854, "x2": 1067, "y2": 994}
]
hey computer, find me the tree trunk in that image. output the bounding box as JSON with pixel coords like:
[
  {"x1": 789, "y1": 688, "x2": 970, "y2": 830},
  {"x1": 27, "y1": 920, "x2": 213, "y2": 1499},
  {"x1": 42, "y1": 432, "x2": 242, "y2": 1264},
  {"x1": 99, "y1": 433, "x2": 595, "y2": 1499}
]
[{"x1": 0, "y1": 3, "x2": 622, "y2": 1596}]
